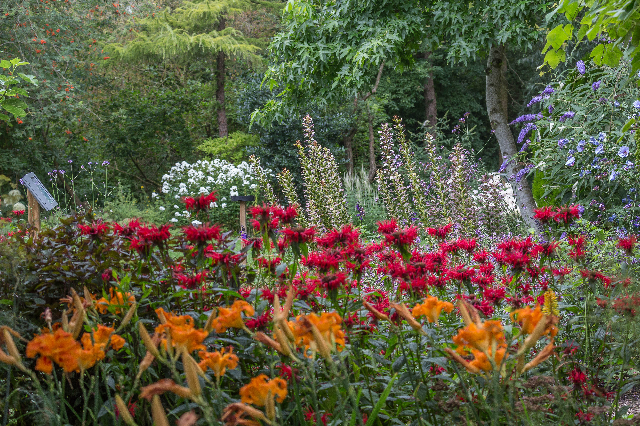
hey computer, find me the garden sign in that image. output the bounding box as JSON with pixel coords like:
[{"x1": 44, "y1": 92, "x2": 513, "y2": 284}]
[{"x1": 21, "y1": 172, "x2": 57, "y2": 231}]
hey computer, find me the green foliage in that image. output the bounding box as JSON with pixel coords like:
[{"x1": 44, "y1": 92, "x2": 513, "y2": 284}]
[
  {"x1": 532, "y1": 170, "x2": 561, "y2": 207},
  {"x1": 343, "y1": 167, "x2": 386, "y2": 235},
  {"x1": 0, "y1": 58, "x2": 37, "y2": 122},
  {"x1": 543, "y1": 0, "x2": 640, "y2": 72},
  {"x1": 196, "y1": 131, "x2": 259, "y2": 163},
  {"x1": 101, "y1": 183, "x2": 169, "y2": 225}
]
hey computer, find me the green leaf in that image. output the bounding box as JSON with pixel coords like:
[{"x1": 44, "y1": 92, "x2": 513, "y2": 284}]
[
  {"x1": 364, "y1": 374, "x2": 397, "y2": 426},
  {"x1": 591, "y1": 43, "x2": 623, "y2": 67},
  {"x1": 544, "y1": 49, "x2": 566, "y2": 69},
  {"x1": 2, "y1": 104, "x2": 26, "y2": 117},
  {"x1": 0, "y1": 60, "x2": 10, "y2": 69},
  {"x1": 547, "y1": 24, "x2": 573, "y2": 51},
  {"x1": 622, "y1": 118, "x2": 636, "y2": 133}
]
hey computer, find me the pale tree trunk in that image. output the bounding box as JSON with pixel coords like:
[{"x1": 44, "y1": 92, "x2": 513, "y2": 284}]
[
  {"x1": 216, "y1": 18, "x2": 228, "y2": 137},
  {"x1": 485, "y1": 43, "x2": 538, "y2": 230},
  {"x1": 366, "y1": 102, "x2": 377, "y2": 182},
  {"x1": 423, "y1": 51, "x2": 437, "y2": 130}
]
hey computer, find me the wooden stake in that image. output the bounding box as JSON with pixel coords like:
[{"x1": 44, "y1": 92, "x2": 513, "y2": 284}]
[
  {"x1": 239, "y1": 201, "x2": 247, "y2": 236},
  {"x1": 27, "y1": 189, "x2": 41, "y2": 232}
]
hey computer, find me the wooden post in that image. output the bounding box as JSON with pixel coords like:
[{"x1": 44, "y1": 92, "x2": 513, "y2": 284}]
[
  {"x1": 239, "y1": 201, "x2": 247, "y2": 236},
  {"x1": 27, "y1": 189, "x2": 41, "y2": 231}
]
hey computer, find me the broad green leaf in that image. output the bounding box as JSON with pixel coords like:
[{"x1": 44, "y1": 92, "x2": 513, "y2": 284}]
[
  {"x1": 0, "y1": 60, "x2": 10, "y2": 69},
  {"x1": 547, "y1": 24, "x2": 573, "y2": 51},
  {"x1": 622, "y1": 118, "x2": 636, "y2": 133},
  {"x1": 2, "y1": 104, "x2": 26, "y2": 117},
  {"x1": 544, "y1": 49, "x2": 566, "y2": 69}
]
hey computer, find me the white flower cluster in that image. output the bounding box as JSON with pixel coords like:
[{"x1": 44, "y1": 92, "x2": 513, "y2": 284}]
[
  {"x1": 161, "y1": 159, "x2": 257, "y2": 198},
  {"x1": 158, "y1": 159, "x2": 257, "y2": 224}
]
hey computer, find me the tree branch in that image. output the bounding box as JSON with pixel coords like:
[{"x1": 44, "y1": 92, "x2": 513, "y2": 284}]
[{"x1": 355, "y1": 62, "x2": 385, "y2": 109}]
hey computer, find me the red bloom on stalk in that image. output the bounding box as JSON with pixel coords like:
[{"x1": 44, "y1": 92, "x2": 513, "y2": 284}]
[
  {"x1": 302, "y1": 251, "x2": 342, "y2": 273},
  {"x1": 580, "y1": 270, "x2": 612, "y2": 287},
  {"x1": 281, "y1": 227, "x2": 315, "y2": 244},
  {"x1": 316, "y1": 225, "x2": 360, "y2": 248},
  {"x1": 175, "y1": 270, "x2": 208, "y2": 289},
  {"x1": 568, "y1": 235, "x2": 586, "y2": 260},
  {"x1": 617, "y1": 235, "x2": 637, "y2": 255},
  {"x1": 576, "y1": 411, "x2": 593, "y2": 423},
  {"x1": 377, "y1": 220, "x2": 398, "y2": 235},
  {"x1": 257, "y1": 257, "x2": 282, "y2": 274},
  {"x1": 245, "y1": 310, "x2": 272, "y2": 331},
  {"x1": 455, "y1": 238, "x2": 477, "y2": 253},
  {"x1": 129, "y1": 238, "x2": 153, "y2": 256},
  {"x1": 137, "y1": 224, "x2": 171, "y2": 242},
  {"x1": 554, "y1": 205, "x2": 581, "y2": 224},
  {"x1": 277, "y1": 205, "x2": 298, "y2": 224},
  {"x1": 183, "y1": 191, "x2": 217, "y2": 212},
  {"x1": 569, "y1": 368, "x2": 587, "y2": 386},
  {"x1": 531, "y1": 241, "x2": 560, "y2": 258},
  {"x1": 533, "y1": 206, "x2": 555, "y2": 223},
  {"x1": 208, "y1": 251, "x2": 243, "y2": 266},
  {"x1": 473, "y1": 250, "x2": 490, "y2": 263},
  {"x1": 182, "y1": 223, "x2": 221, "y2": 243},
  {"x1": 611, "y1": 294, "x2": 640, "y2": 317},
  {"x1": 12, "y1": 210, "x2": 25, "y2": 216},
  {"x1": 250, "y1": 204, "x2": 279, "y2": 232},
  {"x1": 384, "y1": 226, "x2": 418, "y2": 247},
  {"x1": 78, "y1": 222, "x2": 110, "y2": 237},
  {"x1": 113, "y1": 218, "x2": 141, "y2": 237},
  {"x1": 427, "y1": 223, "x2": 453, "y2": 239},
  {"x1": 320, "y1": 272, "x2": 347, "y2": 291},
  {"x1": 483, "y1": 286, "x2": 506, "y2": 305}
]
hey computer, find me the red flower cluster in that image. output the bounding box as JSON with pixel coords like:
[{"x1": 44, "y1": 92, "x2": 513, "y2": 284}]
[
  {"x1": 182, "y1": 223, "x2": 221, "y2": 244},
  {"x1": 426, "y1": 223, "x2": 453, "y2": 239},
  {"x1": 281, "y1": 227, "x2": 315, "y2": 244},
  {"x1": 534, "y1": 205, "x2": 581, "y2": 225},
  {"x1": 183, "y1": 191, "x2": 217, "y2": 212},
  {"x1": 175, "y1": 270, "x2": 208, "y2": 289},
  {"x1": 617, "y1": 235, "x2": 637, "y2": 255},
  {"x1": 113, "y1": 219, "x2": 141, "y2": 237},
  {"x1": 78, "y1": 222, "x2": 109, "y2": 237}
]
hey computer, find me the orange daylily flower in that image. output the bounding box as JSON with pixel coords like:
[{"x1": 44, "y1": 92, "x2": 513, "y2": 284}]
[
  {"x1": 96, "y1": 288, "x2": 135, "y2": 314},
  {"x1": 289, "y1": 312, "x2": 345, "y2": 356},
  {"x1": 139, "y1": 378, "x2": 194, "y2": 401},
  {"x1": 210, "y1": 301, "x2": 255, "y2": 333},
  {"x1": 155, "y1": 308, "x2": 208, "y2": 354},
  {"x1": 511, "y1": 305, "x2": 558, "y2": 337},
  {"x1": 452, "y1": 320, "x2": 505, "y2": 355},
  {"x1": 412, "y1": 296, "x2": 454, "y2": 324},
  {"x1": 26, "y1": 328, "x2": 80, "y2": 374},
  {"x1": 198, "y1": 347, "x2": 239, "y2": 378},
  {"x1": 239, "y1": 374, "x2": 287, "y2": 407},
  {"x1": 468, "y1": 347, "x2": 507, "y2": 372},
  {"x1": 77, "y1": 325, "x2": 125, "y2": 371}
]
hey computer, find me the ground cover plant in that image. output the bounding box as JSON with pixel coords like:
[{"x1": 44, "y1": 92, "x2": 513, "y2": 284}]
[{"x1": 0, "y1": 185, "x2": 639, "y2": 425}]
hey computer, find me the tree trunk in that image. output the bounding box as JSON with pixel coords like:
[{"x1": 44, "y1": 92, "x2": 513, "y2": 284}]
[
  {"x1": 423, "y1": 51, "x2": 437, "y2": 131},
  {"x1": 216, "y1": 18, "x2": 228, "y2": 137},
  {"x1": 366, "y1": 102, "x2": 377, "y2": 182},
  {"x1": 485, "y1": 43, "x2": 538, "y2": 230},
  {"x1": 343, "y1": 126, "x2": 357, "y2": 175}
]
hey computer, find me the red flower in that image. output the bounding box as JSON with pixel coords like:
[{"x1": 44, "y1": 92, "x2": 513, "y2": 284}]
[
  {"x1": 531, "y1": 241, "x2": 560, "y2": 258},
  {"x1": 611, "y1": 294, "x2": 640, "y2": 317},
  {"x1": 245, "y1": 310, "x2": 272, "y2": 330},
  {"x1": 483, "y1": 286, "x2": 506, "y2": 305},
  {"x1": 316, "y1": 225, "x2": 360, "y2": 248},
  {"x1": 183, "y1": 192, "x2": 217, "y2": 212},
  {"x1": 276, "y1": 205, "x2": 298, "y2": 224},
  {"x1": 78, "y1": 222, "x2": 110, "y2": 237},
  {"x1": 426, "y1": 223, "x2": 452, "y2": 239},
  {"x1": 257, "y1": 257, "x2": 282, "y2": 274},
  {"x1": 554, "y1": 205, "x2": 581, "y2": 224},
  {"x1": 568, "y1": 235, "x2": 586, "y2": 260},
  {"x1": 576, "y1": 411, "x2": 593, "y2": 423},
  {"x1": 569, "y1": 368, "x2": 587, "y2": 386},
  {"x1": 455, "y1": 238, "x2": 477, "y2": 253},
  {"x1": 533, "y1": 206, "x2": 555, "y2": 223},
  {"x1": 320, "y1": 272, "x2": 347, "y2": 291},
  {"x1": 377, "y1": 220, "x2": 398, "y2": 235},
  {"x1": 137, "y1": 224, "x2": 171, "y2": 242},
  {"x1": 129, "y1": 238, "x2": 153, "y2": 256},
  {"x1": 175, "y1": 270, "x2": 208, "y2": 289},
  {"x1": 580, "y1": 270, "x2": 612, "y2": 287},
  {"x1": 384, "y1": 226, "x2": 418, "y2": 247},
  {"x1": 182, "y1": 223, "x2": 221, "y2": 243},
  {"x1": 12, "y1": 210, "x2": 25, "y2": 216},
  {"x1": 618, "y1": 235, "x2": 636, "y2": 255},
  {"x1": 473, "y1": 250, "x2": 490, "y2": 263},
  {"x1": 281, "y1": 227, "x2": 315, "y2": 244},
  {"x1": 113, "y1": 218, "x2": 141, "y2": 237}
]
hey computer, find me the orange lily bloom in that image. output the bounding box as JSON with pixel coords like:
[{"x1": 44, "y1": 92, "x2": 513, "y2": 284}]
[
  {"x1": 155, "y1": 308, "x2": 208, "y2": 354},
  {"x1": 96, "y1": 288, "x2": 135, "y2": 314},
  {"x1": 26, "y1": 328, "x2": 80, "y2": 374},
  {"x1": 468, "y1": 347, "x2": 507, "y2": 372},
  {"x1": 453, "y1": 320, "x2": 505, "y2": 355},
  {"x1": 77, "y1": 325, "x2": 125, "y2": 371},
  {"x1": 511, "y1": 305, "x2": 558, "y2": 337},
  {"x1": 289, "y1": 312, "x2": 345, "y2": 356},
  {"x1": 210, "y1": 301, "x2": 255, "y2": 333},
  {"x1": 412, "y1": 296, "x2": 454, "y2": 324},
  {"x1": 198, "y1": 347, "x2": 239, "y2": 378},
  {"x1": 239, "y1": 374, "x2": 287, "y2": 407}
]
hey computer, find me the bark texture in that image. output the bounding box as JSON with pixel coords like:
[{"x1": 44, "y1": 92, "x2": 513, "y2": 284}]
[
  {"x1": 366, "y1": 102, "x2": 377, "y2": 182},
  {"x1": 216, "y1": 18, "x2": 228, "y2": 137},
  {"x1": 485, "y1": 44, "x2": 538, "y2": 230},
  {"x1": 423, "y1": 51, "x2": 437, "y2": 130}
]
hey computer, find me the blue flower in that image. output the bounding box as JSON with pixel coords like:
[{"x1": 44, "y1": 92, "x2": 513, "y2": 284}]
[
  {"x1": 559, "y1": 111, "x2": 576, "y2": 122},
  {"x1": 614, "y1": 101, "x2": 620, "y2": 108},
  {"x1": 548, "y1": 105, "x2": 554, "y2": 114},
  {"x1": 576, "y1": 60, "x2": 586, "y2": 75},
  {"x1": 609, "y1": 169, "x2": 618, "y2": 181},
  {"x1": 566, "y1": 156, "x2": 575, "y2": 166},
  {"x1": 634, "y1": 100, "x2": 640, "y2": 109},
  {"x1": 542, "y1": 85, "x2": 554, "y2": 96},
  {"x1": 595, "y1": 144, "x2": 604, "y2": 155},
  {"x1": 517, "y1": 123, "x2": 537, "y2": 144},
  {"x1": 578, "y1": 205, "x2": 585, "y2": 214},
  {"x1": 558, "y1": 138, "x2": 569, "y2": 148},
  {"x1": 589, "y1": 136, "x2": 598, "y2": 145},
  {"x1": 598, "y1": 132, "x2": 606, "y2": 141},
  {"x1": 618, "y1": 146, "x2": 630, "y2": 158},
  {"x1": 526, "y1": 96, "x2": 543, "y2": 107},
  {"x1": 577, "y1": 140, "x2": 586, "y2": 152},
  {"x1": 592, "y1": 80, "x2": 601, "y2": 90}
]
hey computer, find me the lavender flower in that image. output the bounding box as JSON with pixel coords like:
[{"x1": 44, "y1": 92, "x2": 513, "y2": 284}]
[
  {"x1": 609, "y1": 170, "x2": 618, "y2": 181},
  {"x1": 595, "y1": 144, "x2": 604, "y2": 155},
  {"x1": 577, "y1": 140, "x2": 586, "y2": 152},
  {"x1": 517, "y1": 123, "x2": 537, "y2": 144},
  {"x1": 558, "y1": 138, "x2": 569, "y2": 148},
  {"x1": 576, "y1": 60, "x2": 586, "y2": 75},
  {"x1": 498, "y1": 158, "x2": 510, "y2": 173},
  {"x1": 559, "y1": 111, "x2": 576, "y2": 122},
  {"x1": 527, "y1": 95, "x2": 543, "y2": 107},
  {"x1": 592, "y1": 80, "x2": 601, "y2": 91},
  {"x1": 509, "y1": 113, "x2": 542, "y2": 125},
  {"x1": 542, "y1": 85, "x2": 554, "y2": 95},
  {"x1": 618, "y1": 146, "x2": 630, "y2": 158},
  {"x1": 566, "y1": 156, "x2": 575, "y2": 166},
  {"x1": 634, "y1": 100, "x2": 640, "y2": 109},
  {"x1": 548, "y1": 105, "x2": 554, "y2": 114}
]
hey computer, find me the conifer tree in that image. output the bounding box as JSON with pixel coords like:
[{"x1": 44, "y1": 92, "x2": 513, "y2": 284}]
[{"x1": 111, "y1": 0, "x2": 273, "y2": 137}]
